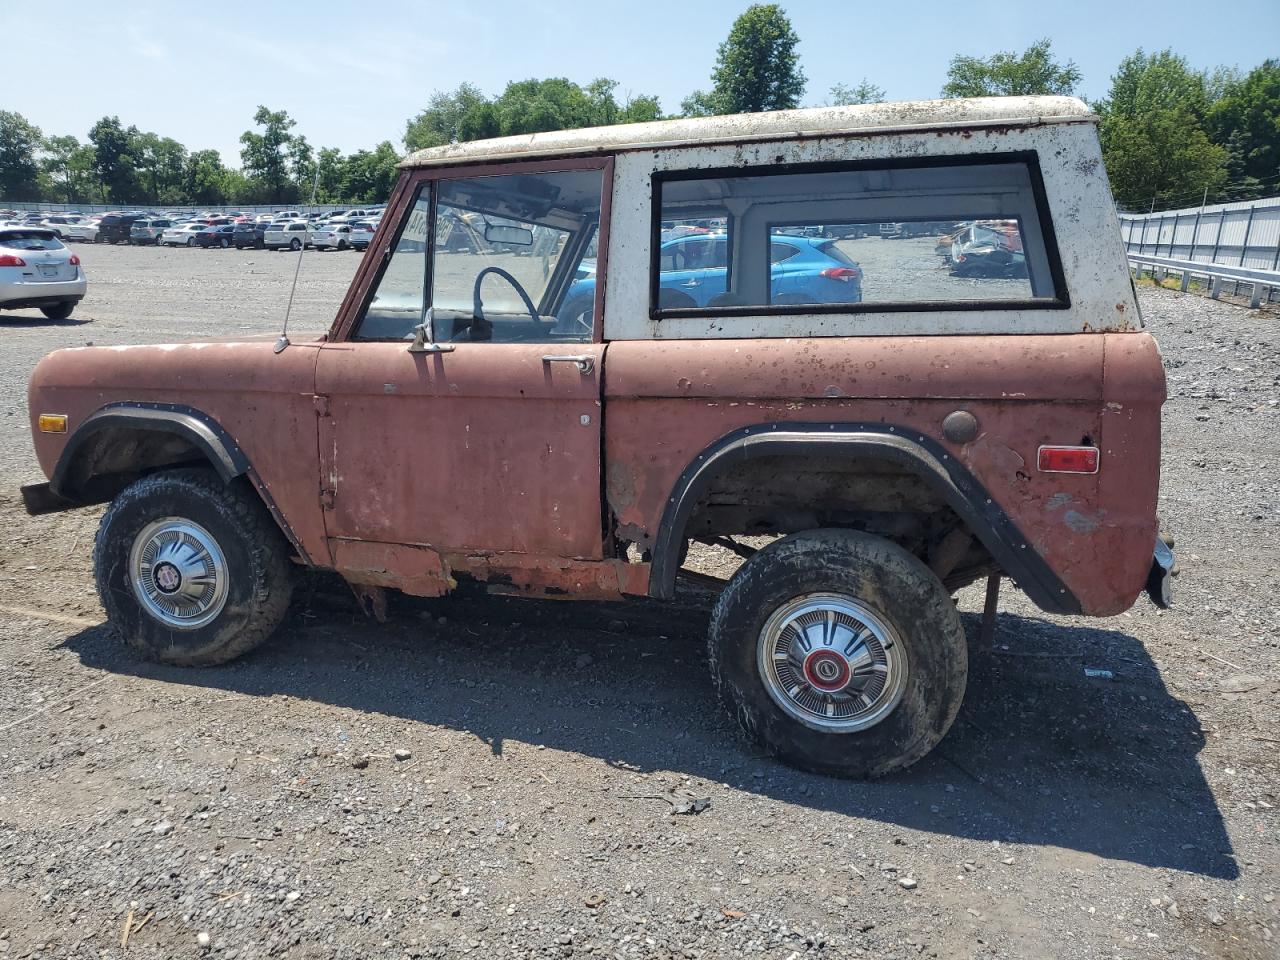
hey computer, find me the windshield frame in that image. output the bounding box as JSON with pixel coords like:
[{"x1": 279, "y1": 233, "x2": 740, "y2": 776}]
[{"x1": 329, "y1": 155, "x2": 613, "y2": 345}]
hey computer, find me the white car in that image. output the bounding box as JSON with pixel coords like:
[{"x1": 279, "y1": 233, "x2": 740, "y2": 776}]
[
  {"x1": 0, "y1": 227, "x2": 87, "y2": 320},
  {"x1": 348, "y1": 219, "x2": 378, "y2": 250},
  {"x1": 311, "y1": 224, "x2": 353, "y2": 250},
  {"x1": 40, "y1": 215, "x2": 96, "y2": 241},
  {"x1": 160, "y1": 223, "x2": 208, "y2": 247},
  {"x1": 264, "y1": 221, "x2": 312, "y2": 251}
]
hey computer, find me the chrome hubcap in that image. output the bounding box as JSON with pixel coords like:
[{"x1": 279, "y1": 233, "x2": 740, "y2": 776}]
[
  {"x1": 128, "y1": 518, "x2": 229, "y2": 629},
  {"x1": 757, "y1": 593, "x2": 908, "y2": 732}
]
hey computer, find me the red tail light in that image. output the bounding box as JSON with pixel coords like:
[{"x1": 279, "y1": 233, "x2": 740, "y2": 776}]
[
  {"x1": 69, "y1": 254, "x2": 81, "y2": 265},
  {"x1": 820, "y1": 266, "x2": 862, "y2": 282},
  {"x1": 0, "y1": 254, "x2": 26, "y2": 267},
  {"x1": 1037, "y1": 445, "x2": 1099, "y2": 474}
]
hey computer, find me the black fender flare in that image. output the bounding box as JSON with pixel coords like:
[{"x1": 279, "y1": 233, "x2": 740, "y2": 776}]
[
  {"x1": 647, "y1": 421, "x2": 1081, "y2": 615},
  {"x1": 50, "y1": 401, "x2": 310, "y2": 565},
  {"x1": 52, "y1": 402, "x2": 249, "y2": 497}
]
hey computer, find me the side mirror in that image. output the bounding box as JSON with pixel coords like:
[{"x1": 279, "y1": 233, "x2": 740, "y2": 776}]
[
  {"x1": 484, "y1": 224, "x2": 533, "y2": 246},
  {"x1": 408, "y1": 306, "x2": 455, "y2": 354}
]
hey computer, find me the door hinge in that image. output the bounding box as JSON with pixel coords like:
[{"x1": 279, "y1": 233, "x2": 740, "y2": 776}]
[
  {"x1": 319, "y1": 488, "x2": 335, "y2": 510},
  {"x1": 313, "y1": 394, "x2": 331, "y2": 417}
]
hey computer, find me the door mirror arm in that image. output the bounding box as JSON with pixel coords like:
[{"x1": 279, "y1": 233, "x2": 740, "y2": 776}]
[{"x1": 408, "y1": 306, "x2": 455, "y2": 354}]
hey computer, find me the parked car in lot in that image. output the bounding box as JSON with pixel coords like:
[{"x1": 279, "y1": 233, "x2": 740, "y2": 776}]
[
  {"x1": 129, "y1": 219, "x2": 173, "y2": 245},
  {"x1": 232, "y1": 222, "x2": 267, "y2": 250},
  {"x1": 949, "y1": 221, "x2": 1027, "y2": 278},
  {"x1": 0, "y1": 227, "x2": 86, "y2": 320},
  {"x1": 557, "y1": 232, "x2": 862, "y2": 329},
  {"x1": 63, "y1": 217, "x2": 101, "y2": 242},
  {"x1": 264, "y1": 221, "x2": 311, "y2": 250},
  {"x1": 195, "y1": 224, "x2": 237, "y2": 248},
  {"x1": 311, "y1": 224, "x2": 353, "y2": 250},
  {"x1": 20, "y1": 97, "x2": 1172, "y2": 779},
  {"x1": 348, "y1": 220, "x2": 377, "y2": 250},
  {"x1": 96, "y1": 212, "x2": 144, "y2": 244},
  {"x1": 160, "y1": 223, "x2": 208, "y2": 247}
]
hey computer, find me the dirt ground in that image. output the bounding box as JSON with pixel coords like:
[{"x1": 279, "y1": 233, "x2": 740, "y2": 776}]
[{"x1": 0, "y1": 243, "x2": 1276, "y2": 959}]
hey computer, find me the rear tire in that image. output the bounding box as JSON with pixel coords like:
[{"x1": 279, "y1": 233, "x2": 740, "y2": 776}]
[
  {"x1": 219, "y1": 237, "x2": 229, "y2": 248},
  {"x1": 290, "y1": 238, "x2": 302, "y2": 251},
  {"x1": 93, "y1": 469, "x2": 294, "y2": 666},
  {"x1": 40, "y1": 302, "x2": 75, "y2": 320},
  {"x1": 707, "y1": 529, "x2": 967, "y2": 778}
]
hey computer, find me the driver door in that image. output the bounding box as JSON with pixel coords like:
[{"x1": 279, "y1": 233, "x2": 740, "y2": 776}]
[{"x1": 315, "y1": 161, "x2": 610, "y2": 564}]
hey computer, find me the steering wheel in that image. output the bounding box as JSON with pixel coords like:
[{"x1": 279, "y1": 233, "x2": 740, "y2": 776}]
[{"x1": 466, "y1": 266, "x2": 540, "y2": 341}]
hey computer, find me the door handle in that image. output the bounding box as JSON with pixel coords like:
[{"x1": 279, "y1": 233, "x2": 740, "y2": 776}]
[{"x1": 542, "y1": 354, "x2": 595, "y2": 374}]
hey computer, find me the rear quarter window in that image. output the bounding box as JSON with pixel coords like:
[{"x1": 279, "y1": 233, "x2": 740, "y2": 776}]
[{"x1": 652, "y1": 155, "x2": 1065, "y2": 317}]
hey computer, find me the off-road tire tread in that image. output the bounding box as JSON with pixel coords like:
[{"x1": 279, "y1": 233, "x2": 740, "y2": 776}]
[
  {"x1": 707, "y1": 528, "x2": 967, "y2": 778},
  {"x1": 93, "y1": 468, "x2": 293, "y2": 666}
]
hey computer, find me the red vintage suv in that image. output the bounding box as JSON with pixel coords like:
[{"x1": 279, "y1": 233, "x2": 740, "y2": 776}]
[{"x1": 23, "y1": 97, "x2": 1172, "y2": 777}]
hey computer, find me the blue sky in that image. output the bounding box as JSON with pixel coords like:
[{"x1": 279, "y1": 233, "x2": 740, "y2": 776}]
[{"x1": 4, "y1": 0, "x2": 1277, "y2": 166}]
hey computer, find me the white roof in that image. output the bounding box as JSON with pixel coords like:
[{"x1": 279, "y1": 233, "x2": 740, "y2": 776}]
[{"x1": 401, "y1": 96, "x2": 1094, "y2": 169}]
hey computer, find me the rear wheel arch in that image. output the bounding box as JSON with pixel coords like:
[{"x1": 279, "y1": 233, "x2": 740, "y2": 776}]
[
  {"x1": 646, "y1": 422, "x2": 1079, "y2": 614},
  {"x1": 51, "y1": 403, "x2": 309, "y2": 564}
]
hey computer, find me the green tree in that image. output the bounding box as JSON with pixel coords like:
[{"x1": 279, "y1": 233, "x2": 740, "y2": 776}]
[
  {"x1": 1095, "y1": 50, "x2": 1228, "y2": 208},
  {"x1": 403, "y1": 77, "x2": 661, "y2": 152},
  {"x1": 40, "y1": 134, "x2": 84, "y2": 203},
  {"x1": 339, "y1": 141, "x2": 400, "y2": 202},
  {"x1": 1206, "y1": 59, "x2": 1280, "y2": 192},
  {"x1": 314, "y1": 147, "x2": 346, "y2": 203},
  {"x1": 88, "y1": 116, "x2": 141, "y2": 204},
  {"x1": 942, "y1": 38, "x2": 1081, "y2": 98},
  {"x1": 830, "y1": 80, "x2": 886, "y2": 105},
  {"x1": 185, "y1": 149, "x2": 229, "y2": 206},
  {"x1": 682, "y1": 4, "x2": 805, "y2": 116},
  {"x1": 134, "y1": 132, "x2": 187, "y2": 204},
  {"x1": 404, "y1": 83, "x2": 494, "y2": 150},
  {"x1": 240, "y1": 106, "x2": 298, "y2": 203},
  {"x1": 0, "y1": 111, "x2": 43, "y2": 200}
]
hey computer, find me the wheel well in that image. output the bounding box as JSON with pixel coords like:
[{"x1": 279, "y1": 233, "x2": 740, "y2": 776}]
[
  {"x1": 57, "y1": 425, "x2": 213, "y2": 505},
  {"x1": 678, "y1": 452, "x2": 996, "y2": 590}
]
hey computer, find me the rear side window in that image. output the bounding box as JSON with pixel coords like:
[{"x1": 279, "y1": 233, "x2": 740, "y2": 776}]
[{"x1": 652, "y1": 156, "x2": 1065, "y2": 316}]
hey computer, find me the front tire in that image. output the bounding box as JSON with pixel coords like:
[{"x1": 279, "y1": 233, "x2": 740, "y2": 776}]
[
  {"x1": 186, "y1": 237, "x2": 196, "y2": 247},
  {"x1": 94, "y1": 469, "x2": 294, "y2": 666},
  {"x1": 707, "y1": 529, "x2": 967, "y2": 778}
]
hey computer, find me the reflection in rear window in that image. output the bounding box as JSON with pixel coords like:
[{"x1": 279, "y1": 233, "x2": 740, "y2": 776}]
[
  {"x1": 1, "y1": 231, "x2": 65, "y2": 250},
  {"x1": 655, "y1": 160, "x2": 1060, "y2": 314}
]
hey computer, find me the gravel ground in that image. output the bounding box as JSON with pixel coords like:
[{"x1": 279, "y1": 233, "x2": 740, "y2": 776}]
[{"x1": 0, "y1": 244, "x2": 1277, "y2": 959}]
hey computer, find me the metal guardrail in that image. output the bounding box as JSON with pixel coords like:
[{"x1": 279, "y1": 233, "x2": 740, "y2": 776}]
[{"x1": 1129, "y1": 253, "x2": 1280, "y2": 309}]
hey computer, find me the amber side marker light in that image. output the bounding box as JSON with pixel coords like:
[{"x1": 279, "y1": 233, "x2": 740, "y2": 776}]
[
  {"x1": 38, "y1": 414, "x2": 68, "y2": 434},
  {"x1": 1038, "y1": 445, "x2": 1099, "y2": 474}
]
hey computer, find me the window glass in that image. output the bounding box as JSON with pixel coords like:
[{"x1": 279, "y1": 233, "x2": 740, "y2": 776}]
[
  {"x1": 355, "y1": 189, "x2": 431, "y2": 340},
  {"x1": 1, "y1": 231, "x2": 65, "y2": 250},
  {"x1": 432, "y1": 169, "x2": 602, "y2": 343},
  {"x1": 354, "y1": 168, "x2": 603, "y2": 343},
  {"x1": 654, "y1": 161, "x2": 1059, "y2": 313}
]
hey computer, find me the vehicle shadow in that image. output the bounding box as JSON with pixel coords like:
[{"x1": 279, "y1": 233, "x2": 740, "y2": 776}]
[
  {"x1": 61, "y1": 578, "x2": 1236, "y2": 880},
  {"x1": 0, "y1": 313, "x2": 92, "y2": 327}
]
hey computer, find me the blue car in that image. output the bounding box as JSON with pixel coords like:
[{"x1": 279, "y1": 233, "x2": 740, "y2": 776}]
[{"x1": 556, "y1": 233, "x2": 862, "y2": 330}]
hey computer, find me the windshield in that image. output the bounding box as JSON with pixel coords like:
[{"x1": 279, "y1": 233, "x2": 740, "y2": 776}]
[{"x1": 1, "y1": 231, "x2": 66, "y2": 250}]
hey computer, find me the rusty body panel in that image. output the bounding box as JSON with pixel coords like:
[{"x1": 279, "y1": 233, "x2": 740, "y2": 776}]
[
  {"x1": 332, "y1": 539, "x2": 648, "y2": 600},
  {"x1": 314, "y1": 341, "x2": 608, "y2": 560},
  {"x1": 602, "y1": 333, "x2": 1165, "y2": 616},
  {"x1": 27, "y1": 340, "x2": 329, "y2": 563}
]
